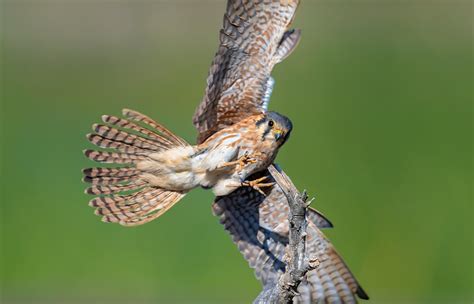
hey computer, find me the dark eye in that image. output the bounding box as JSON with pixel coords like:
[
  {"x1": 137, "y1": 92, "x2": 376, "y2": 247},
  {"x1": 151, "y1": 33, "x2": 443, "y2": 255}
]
[{"x1": 268, "y1": 120, "x2": 274, "y2": 127}]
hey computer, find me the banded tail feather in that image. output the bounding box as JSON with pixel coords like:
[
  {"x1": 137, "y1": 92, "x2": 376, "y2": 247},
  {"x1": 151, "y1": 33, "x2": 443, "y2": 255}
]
[
  {"x1": 83, "y1": 167, "x2": 140, "y2": 178},
  {"x1": 88, "y1": 187, "x2": 163, "y2": 207},
  {"x1": 101, "y1": 114, "x2": 175, "y2": 148},
  {"x1": 83, "y1": 109, "x2": 189, "y2": 227},
  {"x1": 83, "y1": 150, "x2": 149, "y2": 164},
  {"x1": 83, "y1": 175, "x2": 137, "y2": 186},
  {"x1": 92, "y1": 123, "x2": 165, "y2": 150},
  {"x1": 122, "y1": 108, "x2": 188, "y2": 147},
  {"x1": 84, "y1": 181, "x2": 147, "y2": 195},
  {"x1": 86, "y1": 134, "x2": 156, "y2": 154}
]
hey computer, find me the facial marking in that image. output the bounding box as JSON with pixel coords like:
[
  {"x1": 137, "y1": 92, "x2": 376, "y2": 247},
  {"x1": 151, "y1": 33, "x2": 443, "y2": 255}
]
[
  {"x1": 261, "y1": 125, "x2": 271, "y2": 141},
  {"x1": 255, "y1": 116, "x2": 267, "y2": 127}
]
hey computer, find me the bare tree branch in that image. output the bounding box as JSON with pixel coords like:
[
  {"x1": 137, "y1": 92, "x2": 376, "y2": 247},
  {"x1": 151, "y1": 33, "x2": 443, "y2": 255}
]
[{"x1": 254, "y1": 165, "x2": 319, "y2": 304}]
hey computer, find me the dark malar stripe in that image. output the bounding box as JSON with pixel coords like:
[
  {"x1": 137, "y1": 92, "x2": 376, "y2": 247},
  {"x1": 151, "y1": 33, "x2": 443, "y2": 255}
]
[{"x1": 261, "y1": 124, "x2": 271, "y2": 141}]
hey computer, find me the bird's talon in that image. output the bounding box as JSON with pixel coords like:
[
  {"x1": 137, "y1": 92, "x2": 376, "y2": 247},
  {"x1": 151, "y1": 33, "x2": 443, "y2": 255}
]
[
  {"x1": 219, "y1": 154, "x2": 258, "y2": 171},
  {"x1": 241, "y1": 176, "x2": 275, "y2": 196},
  {"x1": 237, "y1": 154, "x2": 257, "y2": 170}
]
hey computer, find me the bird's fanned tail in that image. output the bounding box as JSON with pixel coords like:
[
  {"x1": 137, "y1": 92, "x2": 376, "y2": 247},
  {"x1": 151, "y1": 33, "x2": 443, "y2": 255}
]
[{"x1": 83, "y1": 109, "x2": 188, "y2": 226}]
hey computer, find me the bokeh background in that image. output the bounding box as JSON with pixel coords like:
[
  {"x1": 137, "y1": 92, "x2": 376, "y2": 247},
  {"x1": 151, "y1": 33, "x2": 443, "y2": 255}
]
[{"x1": 1, "y1": 0, "x2": 472, "y2": 303}]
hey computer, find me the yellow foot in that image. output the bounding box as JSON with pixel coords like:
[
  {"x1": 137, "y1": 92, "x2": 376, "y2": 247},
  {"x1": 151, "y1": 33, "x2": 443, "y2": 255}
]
[
  {"x1": 242, "y1": 176, "x2": 275, "y2": 196},
  {"x1": 218, "y1": 153, "x2": 257, "y2": 171}
]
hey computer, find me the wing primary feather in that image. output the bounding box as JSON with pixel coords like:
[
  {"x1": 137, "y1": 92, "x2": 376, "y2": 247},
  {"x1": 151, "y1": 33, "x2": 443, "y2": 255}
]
[
  {"x1": 212, "y1": 168, "x2": 368, "y2": 302},
  {"x1": 308, "y1": 207, "x2": 334, "y2": 228},
  {"x1": 193, "y1": 0, "x2": 301, "y2": 142},
  {"x1": 275, "y1": 28, "x2": 302, "y2": 63},
  {"x1": 262, "y1": 76, "x2": 275, "y2": 111}
]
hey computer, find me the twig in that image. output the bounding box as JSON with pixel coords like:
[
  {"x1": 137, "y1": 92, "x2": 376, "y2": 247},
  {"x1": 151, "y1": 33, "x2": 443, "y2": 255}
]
[{"x1": 254, "y1": 165, "x2": 318, "y2": 303}]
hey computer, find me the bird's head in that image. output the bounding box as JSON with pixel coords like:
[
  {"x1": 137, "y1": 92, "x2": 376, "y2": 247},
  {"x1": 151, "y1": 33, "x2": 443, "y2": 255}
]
[{"x1": 256, "y1": 111, "x2": 293, "y2": 147}]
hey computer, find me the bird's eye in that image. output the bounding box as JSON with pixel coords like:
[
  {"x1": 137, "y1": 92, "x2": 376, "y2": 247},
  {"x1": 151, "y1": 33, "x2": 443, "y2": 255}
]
[{"x1": 268, "y1": 120, "x2": 274, "y2": 127}]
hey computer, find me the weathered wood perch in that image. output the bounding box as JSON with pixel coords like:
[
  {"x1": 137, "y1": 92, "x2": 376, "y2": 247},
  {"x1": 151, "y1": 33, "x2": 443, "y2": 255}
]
[{"x1": 254, "y1": 165, "x2": 319, "y2": 304}]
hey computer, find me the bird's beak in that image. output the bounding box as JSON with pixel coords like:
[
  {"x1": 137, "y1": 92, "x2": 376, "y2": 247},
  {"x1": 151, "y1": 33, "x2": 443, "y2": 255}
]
[{"x1": 274, "y1": 129, "x2": 285, "y2": 141}]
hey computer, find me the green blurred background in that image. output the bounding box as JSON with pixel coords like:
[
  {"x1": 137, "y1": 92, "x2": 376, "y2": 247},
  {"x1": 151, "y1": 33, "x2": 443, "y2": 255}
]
[{"x1": 1, "y1": 0, "x2": 472, "y2": 303}]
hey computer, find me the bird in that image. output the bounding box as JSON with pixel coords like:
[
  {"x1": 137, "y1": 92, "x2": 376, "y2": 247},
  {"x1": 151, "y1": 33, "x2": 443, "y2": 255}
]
[
  {"x1": 83, "y1": 0, "x2": 369, "y2": 302},
  {"x1": 83, "y1": 110, "x2": 292, "y2": 225}
]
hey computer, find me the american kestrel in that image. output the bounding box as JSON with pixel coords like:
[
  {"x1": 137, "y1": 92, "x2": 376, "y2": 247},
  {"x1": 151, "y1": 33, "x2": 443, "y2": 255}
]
[
  {"x1": 83, "y1": 0, "x2": 369, "y2": 302},
  {"x1": 84, "y1": 110, "x2": 292, "y2": 225}
]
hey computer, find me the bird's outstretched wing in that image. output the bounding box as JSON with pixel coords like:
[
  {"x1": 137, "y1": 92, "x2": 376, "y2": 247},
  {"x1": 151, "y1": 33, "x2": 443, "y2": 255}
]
[
  {"x1": 193, "y1": 0, "x2": 301, "y2": 143},
  {"x1": 195, "y1": 1, "x2": 368, "y2": 302},
  {"x1": 212, "y1": 168, "x2": 369, "y2": 303}
]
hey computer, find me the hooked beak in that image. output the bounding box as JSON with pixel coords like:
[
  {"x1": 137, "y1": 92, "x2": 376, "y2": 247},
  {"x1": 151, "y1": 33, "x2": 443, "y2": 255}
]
[{"x1": 274, "y1": 129, "x2": 285, "y2": 141}]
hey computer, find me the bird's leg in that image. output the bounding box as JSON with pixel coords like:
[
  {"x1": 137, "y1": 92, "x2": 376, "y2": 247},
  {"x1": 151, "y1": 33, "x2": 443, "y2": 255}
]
[
  {"x1": 241, "y1": 175, "x2": 275, "y2": 196},
  {"x1": 217, "y1": 153, "x2": 257, "y2": 171}
]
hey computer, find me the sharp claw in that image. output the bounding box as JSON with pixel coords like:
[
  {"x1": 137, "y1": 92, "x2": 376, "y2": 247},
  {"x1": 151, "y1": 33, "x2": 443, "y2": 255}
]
[
  {"x1": 254, "y1": 187, "x2": 266, "y2": 196},
  {"x1": 241, "y1": 176, "x2": 274, "y2": 196},
  {"x1": 253, "y1": 176, "x2": 269, "y2": 183}
]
